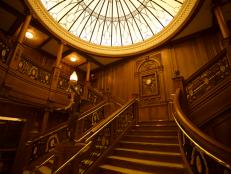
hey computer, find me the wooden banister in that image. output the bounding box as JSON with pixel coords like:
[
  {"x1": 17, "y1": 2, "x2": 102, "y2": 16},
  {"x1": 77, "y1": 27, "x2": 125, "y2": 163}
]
[{"x1": 172, "y1": 88, "x2": 231, "y2": 169}]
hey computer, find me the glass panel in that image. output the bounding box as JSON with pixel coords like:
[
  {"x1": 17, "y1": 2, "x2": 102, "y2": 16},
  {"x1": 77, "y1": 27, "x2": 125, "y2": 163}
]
[{"x1": 41, "y1": 0, "x2": 184, "y2": 46}]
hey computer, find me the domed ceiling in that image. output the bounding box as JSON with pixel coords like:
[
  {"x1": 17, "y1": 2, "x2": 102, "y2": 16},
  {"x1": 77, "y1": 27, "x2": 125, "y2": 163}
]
[
  {"x1": 41, "y1": 0, "x2": 183, "y2": 47},
  {"x1": 27, "y1": 0, "x2": 199, "y2": 56}
]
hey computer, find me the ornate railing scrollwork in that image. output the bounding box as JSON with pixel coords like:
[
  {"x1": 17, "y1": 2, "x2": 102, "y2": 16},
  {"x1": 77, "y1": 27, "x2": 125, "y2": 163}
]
[
  {"x1": 0, "y1": 40, "x2": 11, "y2": 64},
  {"x1": 25, "y1": 123, "x2": 69, "y2": 165},
  {"x1": 17, "y1": 55, "x2": 51, "y2": 85},
  {"x1": 78, "y1": 101, "x2": 120, "y2": 134},
  {"x1": 171, "y1": 88, "x2": 231, "y2": 174},
  {"x1": 185, "y1": 49, "x2": 231, "y2": 105},
  {"x1": 57, "y1": 73, "x2": 70, "y2": 90}
]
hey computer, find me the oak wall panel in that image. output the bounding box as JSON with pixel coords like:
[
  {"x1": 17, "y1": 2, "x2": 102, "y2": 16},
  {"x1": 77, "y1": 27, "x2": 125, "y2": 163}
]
[{"x1": 171, "y1": 31, "x2": 224, "y2": 79}]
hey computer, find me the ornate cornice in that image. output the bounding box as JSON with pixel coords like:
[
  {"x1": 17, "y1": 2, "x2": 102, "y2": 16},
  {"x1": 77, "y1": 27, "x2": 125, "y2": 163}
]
[{"x1": 26, "y1": 0, "x2": 199, "y2": 57}]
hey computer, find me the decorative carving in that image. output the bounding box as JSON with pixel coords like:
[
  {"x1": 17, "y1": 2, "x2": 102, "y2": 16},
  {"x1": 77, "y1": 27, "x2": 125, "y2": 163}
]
[
  {"x1": 29, "y1": 126, "x2": 68, "y2": 162},
  {"x1": 141, "y1": 73, "x2": 159, "y2": 97},
  {"x1": 17, "y1": 56, "x2": 51, "y2": 85},
  {"x1": 57, "y1": 73, "x2": 69, "y2": 90},
  {"x1": 186, "y1": 55, "x2": 231, "y2": 104},
  {"x1": 82, "y1": 108, "x2": 104, "y2": 132},
  {"x1": 0, "y1": 41, "x2": 10, "y2": 63},
  {"x1": 136, "y1": 53, "x2": 163, "y2": 107}
]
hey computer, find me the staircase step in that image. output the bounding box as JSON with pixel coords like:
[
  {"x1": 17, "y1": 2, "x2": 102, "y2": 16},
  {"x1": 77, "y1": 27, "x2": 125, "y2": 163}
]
[
  {"x1": 128, "y1": 129, "x2": 178, "y2": 136},
  {"x1": 106, "y1": 156, "x2": 185, "y2": 174},
  {"x1": 113, "y1": 148, "x2": 182, "y2": 163},
  {"x1": 123, "y1": 135, "x2": 178, "y2": 143},
  {"x1": 97, "y1": 164, "x2": 155, "y2": 174},
  {"x1": 137, "y1": 121, "x2": 175, "y2": 126},
  {"x1": 119, "y1": 141, "x2": 180, "y2": 152},
  {"x1": 132, "y1": 125, "x2": 177, "y2": 131}
]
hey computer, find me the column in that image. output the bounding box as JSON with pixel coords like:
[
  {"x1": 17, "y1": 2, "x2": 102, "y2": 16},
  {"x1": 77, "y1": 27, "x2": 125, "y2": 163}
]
[
  {"x1": 41, "y1": 109, "x2": 50, "y2": 133},
  {"x1": 83, "y1": 62, "x2": 91, "y2": 99},
  {"x1": 85, "y1": 62, "x2": 91, "y2": 82},
  {"x1": 49, "y1": 42, "x2": 64, "y2": 101},
  {"x1": 9, "y1": 14, "x2": 32, "y2": 69},
  {"x1": 214, "y1": 6, "x2": 230, "y2": 40}
]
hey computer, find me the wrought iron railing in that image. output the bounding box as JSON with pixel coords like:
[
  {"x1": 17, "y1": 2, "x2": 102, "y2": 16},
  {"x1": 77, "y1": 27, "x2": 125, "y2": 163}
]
[
  {"x1": 171, "y1": 88, "x2": 231, "y2": 174},
  {"x1": 52, "y1": 97, "x2": 138, "y2": 174},
  {"x1": 78, "y1": 101, "x2": 120, "y2": 133},
  {"x1": 25, "y1": 122, "x2": 69, "y2": 165}
]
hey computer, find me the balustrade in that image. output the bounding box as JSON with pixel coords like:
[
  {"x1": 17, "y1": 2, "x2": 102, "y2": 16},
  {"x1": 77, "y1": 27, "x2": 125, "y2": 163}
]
[
  {"x1": 24, "y1": 123, "x2": 69, "y2": 166},
  {"x1": 52, "y1": 98, "x2": 138, "y2": 174},
  {"x1": 171, "y1": 89, "x2": 231, "y2": 174},
  {"x1": 17, "y1": 55, "x2": 51, "y2": 85},
  {"x1": 185, "y1": 49, "x2": 231, "y2": 106}
]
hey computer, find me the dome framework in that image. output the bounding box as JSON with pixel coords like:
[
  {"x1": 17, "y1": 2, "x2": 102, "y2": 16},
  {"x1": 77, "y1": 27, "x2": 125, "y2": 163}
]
[{"x1": 27, "y1": 0, "x2": 199, "y2": 56}]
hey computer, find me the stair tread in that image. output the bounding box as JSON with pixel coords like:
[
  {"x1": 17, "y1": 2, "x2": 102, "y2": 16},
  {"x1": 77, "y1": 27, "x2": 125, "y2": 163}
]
[
  {"x1": 120, "y1": 141, "x2": 179, "y2": 146},
  {"x1": 99, "y1": 164, "x2": 155, "y2": 174},
  {"x1": 125, "y1": 135, "x2": 178, "y2": 139},
  {"x1": 114, "y1": 148, "x2": 181, "y2": 156},
  {"x1": 107, "y1": 156, "x2": 184, "y2": 169},
  {"x1": 135, "y1": 125, "x2": 176, "y2": 127},
  {"x1": 130, "y1": 129, "x2": 177, "y2": 132}
]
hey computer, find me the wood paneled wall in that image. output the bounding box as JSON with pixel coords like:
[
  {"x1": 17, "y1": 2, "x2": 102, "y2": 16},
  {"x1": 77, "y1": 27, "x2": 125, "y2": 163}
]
[
  {"x1": 170, "y1": 30, "x2": 224, "y2": 79},
  {"x1": 93, "y1": 29, "x2": 225, "y2": 121}
]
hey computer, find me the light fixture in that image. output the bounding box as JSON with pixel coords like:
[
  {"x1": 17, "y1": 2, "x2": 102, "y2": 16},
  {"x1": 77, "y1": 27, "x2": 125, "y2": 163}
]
[
  {"x1": 70, "y1": 56, "x2": 77, "y2": 62},
  {"x1": 70, "y1": 71, "x2": 78, "y2": 84},
  {"x1": 25, "y1": 31, "x2": 34, "y2": 39}
]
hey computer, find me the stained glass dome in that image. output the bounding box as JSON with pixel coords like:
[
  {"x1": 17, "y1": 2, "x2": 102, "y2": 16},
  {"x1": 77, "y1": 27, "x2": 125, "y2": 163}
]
[
  {"x1": 27, "y1": 0, "x2": 198, "y2": 56},
  {"x1": 41, "y1": 0, "x2": 184, "y2": 47}
]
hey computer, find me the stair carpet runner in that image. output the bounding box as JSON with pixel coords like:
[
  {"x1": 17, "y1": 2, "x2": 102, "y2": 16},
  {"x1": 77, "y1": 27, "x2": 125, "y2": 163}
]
[{"x1": 95, "y1": 120, "x2": 188, "y2": 174}]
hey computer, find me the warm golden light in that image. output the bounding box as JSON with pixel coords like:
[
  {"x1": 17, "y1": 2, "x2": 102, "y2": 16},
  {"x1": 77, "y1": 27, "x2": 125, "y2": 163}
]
[
  {"x1": 70, "y1": 71, "x2": 78, "y2": 82},
  {"x1": 25, "y1": 31, "x2": 34, "y2": 39},
  {"x1": 70, "y1": 56, "x2": 77, "y2": 62}
]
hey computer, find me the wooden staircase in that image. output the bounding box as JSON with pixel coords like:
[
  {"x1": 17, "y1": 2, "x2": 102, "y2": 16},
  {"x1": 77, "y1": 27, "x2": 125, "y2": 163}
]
[{"x1": 95, "y1": 121, "x2": 188, "y2": 174}]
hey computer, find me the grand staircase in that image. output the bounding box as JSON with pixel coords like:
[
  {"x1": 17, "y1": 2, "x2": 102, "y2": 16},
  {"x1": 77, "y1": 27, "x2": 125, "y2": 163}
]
[{"x1": 96, "y1": 120, "x2": 188, "y2": 174}]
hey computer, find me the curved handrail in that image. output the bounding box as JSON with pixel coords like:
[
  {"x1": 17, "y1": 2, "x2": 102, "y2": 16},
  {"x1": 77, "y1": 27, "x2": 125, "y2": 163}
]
[{"x1": 172, "y1": 88, "x2": 231, "y2": 169}]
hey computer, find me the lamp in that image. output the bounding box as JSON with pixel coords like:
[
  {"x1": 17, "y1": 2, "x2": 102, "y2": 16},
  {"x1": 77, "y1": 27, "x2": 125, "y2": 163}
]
[
  {"x1": 68, "y1": 71, "x2": 83, "y2": 97},
  {"x1": 69, "y1": 71, "x2": 78, "y2": 85}
]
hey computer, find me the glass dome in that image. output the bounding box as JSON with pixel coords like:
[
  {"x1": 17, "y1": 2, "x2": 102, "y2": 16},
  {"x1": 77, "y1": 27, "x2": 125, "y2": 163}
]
[
  {"x1": 41, "y1": 0, "x2": 184, "y2": 47},
  {"x1": 26, "y1": 0, "x2": 198, "y2": 56}
]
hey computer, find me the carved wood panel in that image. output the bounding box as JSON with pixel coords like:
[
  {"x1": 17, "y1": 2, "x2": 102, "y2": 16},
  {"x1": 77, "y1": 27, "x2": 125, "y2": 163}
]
[{"x1": 135, "y1": 53, "x2": 164, "y2": 107}]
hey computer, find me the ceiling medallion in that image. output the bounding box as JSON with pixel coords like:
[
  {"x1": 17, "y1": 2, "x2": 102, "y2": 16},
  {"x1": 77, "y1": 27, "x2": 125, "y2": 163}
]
[{"x1": 27, "y1": 0, "x2": 199, "y2": 57}]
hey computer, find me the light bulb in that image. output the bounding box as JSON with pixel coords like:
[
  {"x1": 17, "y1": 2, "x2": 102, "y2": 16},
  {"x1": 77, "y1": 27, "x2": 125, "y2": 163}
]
[{"x1": 25, "y1": 31, "x2": 33, "y2": 39}]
